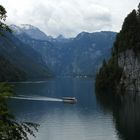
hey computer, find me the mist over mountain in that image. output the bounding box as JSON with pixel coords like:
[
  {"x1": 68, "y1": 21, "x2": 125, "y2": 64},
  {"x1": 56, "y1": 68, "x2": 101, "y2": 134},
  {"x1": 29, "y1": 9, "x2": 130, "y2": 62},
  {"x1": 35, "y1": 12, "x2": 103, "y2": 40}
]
[{"x1": 11, "y1": 24, "x2": 116, "y2": 77}]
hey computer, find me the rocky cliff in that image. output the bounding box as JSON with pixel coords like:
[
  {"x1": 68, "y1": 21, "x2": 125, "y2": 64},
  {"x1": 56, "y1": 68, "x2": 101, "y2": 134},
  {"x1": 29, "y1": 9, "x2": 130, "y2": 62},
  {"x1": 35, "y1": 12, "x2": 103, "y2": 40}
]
[{"x1": 118, "y1": 50, "x2": 140, "y2": 92}]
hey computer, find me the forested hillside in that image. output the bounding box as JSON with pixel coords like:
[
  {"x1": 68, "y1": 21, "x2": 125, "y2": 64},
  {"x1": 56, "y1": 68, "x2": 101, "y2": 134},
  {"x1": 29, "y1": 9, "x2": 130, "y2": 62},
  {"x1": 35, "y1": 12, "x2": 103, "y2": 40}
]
[{"x1": 96, "y1": 4, "x2": 140, "y2": 93}]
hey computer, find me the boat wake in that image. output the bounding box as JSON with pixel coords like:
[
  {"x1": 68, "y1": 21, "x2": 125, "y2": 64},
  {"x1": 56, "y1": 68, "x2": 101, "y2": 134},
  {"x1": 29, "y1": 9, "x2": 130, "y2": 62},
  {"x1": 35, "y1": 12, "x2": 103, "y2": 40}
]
[{"x1": 11, "y1": 95, "x2": 63, "y2": 102}]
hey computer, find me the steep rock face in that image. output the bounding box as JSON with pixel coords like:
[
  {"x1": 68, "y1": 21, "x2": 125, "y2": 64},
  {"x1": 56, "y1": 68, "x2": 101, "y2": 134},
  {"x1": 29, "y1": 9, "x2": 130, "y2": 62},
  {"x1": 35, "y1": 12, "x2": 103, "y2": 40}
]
[{"x1": 118, "y1": 50, "x2": 140, "y2": 92}]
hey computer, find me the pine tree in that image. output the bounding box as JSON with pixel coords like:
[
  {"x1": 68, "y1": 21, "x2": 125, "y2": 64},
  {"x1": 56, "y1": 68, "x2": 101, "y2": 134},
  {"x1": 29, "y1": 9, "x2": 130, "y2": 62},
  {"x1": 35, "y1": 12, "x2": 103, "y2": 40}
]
[
  {"x1": 0, "y1": 5, "x2": 11, "y2": 33},
  {"x1": 114, "y1": 10, "x2": 138, "y2": 53}
]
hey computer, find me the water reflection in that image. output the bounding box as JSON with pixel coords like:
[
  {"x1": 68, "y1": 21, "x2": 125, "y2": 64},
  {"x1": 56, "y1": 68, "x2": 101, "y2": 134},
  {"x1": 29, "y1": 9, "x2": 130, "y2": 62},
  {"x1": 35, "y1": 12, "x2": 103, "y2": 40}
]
[
  {"x1": 96, "y1": 91, "x2": 140, "y2": 140},
  {"x1": 9, "y1": 78, "x2": 118, "y2": 140}
]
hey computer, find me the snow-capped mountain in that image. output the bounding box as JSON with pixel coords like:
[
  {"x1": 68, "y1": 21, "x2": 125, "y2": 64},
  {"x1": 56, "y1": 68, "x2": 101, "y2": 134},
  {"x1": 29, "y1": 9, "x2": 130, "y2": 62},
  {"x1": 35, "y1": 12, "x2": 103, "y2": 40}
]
[
  {"x1": 11, "y1": 24, "x2": 49, "y2": 41},
  {"x1": 10, "y1": 24, "x2": 23, "y2": 34},
  {"x1": 11, "y1": 24, "x2": 117, "y2": 77}
]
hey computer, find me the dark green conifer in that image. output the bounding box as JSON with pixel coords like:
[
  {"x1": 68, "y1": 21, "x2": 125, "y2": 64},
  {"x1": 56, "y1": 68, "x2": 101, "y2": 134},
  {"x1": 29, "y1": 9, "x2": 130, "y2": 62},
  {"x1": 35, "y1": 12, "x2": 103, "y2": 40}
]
[{"x1": 0, "y1": 5, "x2": 11, "y2": 33}]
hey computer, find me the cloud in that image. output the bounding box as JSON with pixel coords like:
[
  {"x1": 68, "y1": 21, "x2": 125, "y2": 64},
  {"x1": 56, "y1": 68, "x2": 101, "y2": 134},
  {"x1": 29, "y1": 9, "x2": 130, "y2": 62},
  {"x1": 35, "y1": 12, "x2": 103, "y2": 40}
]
[
  {"x1": 1, "y1": 0, "x2": 140, "y2": 37},
  {"x1": 39, "y1": 1, "x2": 112, "y2": 37}
]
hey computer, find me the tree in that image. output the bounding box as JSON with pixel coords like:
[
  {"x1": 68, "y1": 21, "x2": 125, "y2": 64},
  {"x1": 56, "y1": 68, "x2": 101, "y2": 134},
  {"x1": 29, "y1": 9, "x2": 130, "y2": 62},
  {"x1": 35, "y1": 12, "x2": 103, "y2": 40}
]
[
  {"x1": 0, "y1": 83, "x2": 39, "y2": 140},
  {"x1": 0, "y1": 5, "x2": 11, "y2": 33},
  {"x1": 95, "y1": 57, "x2": 122, "y2": 93},
  {"x1": 137, "y1": 3, "x2": 140, "y2": 17}
]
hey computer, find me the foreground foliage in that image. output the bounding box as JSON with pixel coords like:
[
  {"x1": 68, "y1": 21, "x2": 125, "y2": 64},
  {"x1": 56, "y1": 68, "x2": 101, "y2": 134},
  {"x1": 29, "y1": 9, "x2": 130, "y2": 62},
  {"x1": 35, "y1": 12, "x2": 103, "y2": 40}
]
[
  {"x1": 0, "y1": 83, "x2": 39, "y2": 140},
  {"x1": 0, "y1": 5, "x2": 11, "y2": 33}
]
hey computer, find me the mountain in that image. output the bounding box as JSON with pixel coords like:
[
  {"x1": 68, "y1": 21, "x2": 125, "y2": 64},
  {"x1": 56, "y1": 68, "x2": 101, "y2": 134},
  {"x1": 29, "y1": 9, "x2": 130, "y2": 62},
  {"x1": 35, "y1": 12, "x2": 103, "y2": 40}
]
[
  {"x1": 0, "y1": 30, "x2": 50, "y2": 81},
  {"x1": 11, "y1": 24, "x2": 49, "y2": 41},
  {"x1": 55, "y1": 34, "x2": 70, "y2": 42},
  {"x1": 96, "y1": 5, "x2": 140, "y2": 93},
  {"x1": 0, "y1": 56, "x2": 26, "y2": 81},
  {"x1": 11, "y1": 24, "x2": 116, "y2": 77}
]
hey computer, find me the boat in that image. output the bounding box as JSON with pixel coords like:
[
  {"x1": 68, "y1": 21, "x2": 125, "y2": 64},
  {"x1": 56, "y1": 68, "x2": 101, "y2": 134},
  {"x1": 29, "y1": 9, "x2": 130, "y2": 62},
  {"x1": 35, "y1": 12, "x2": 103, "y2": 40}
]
[{"x1": 62, "y1": 97, "x2": 77, "y2": 104}]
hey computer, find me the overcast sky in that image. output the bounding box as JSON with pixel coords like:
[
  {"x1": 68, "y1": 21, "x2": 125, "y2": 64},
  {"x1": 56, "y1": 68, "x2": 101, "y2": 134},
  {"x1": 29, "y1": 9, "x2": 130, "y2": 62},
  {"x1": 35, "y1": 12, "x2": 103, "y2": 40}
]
[{"x1": 1, "y1": 0, "x2": 140, "y2": 37}]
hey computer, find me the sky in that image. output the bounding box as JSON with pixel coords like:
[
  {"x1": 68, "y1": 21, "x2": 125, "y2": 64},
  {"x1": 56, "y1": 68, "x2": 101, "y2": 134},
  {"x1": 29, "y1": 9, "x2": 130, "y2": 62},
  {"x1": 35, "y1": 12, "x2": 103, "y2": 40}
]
[{"x1": 1, "y1": 0, "x2": 140, "y2": 37}]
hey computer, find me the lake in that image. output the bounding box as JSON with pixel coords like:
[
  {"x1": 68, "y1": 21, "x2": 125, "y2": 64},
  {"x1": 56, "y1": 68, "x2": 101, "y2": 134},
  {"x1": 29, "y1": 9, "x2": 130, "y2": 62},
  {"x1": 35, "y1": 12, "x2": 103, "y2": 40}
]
[{"x1": 9, "y1": 78, "x2": 140, "y2": 140}]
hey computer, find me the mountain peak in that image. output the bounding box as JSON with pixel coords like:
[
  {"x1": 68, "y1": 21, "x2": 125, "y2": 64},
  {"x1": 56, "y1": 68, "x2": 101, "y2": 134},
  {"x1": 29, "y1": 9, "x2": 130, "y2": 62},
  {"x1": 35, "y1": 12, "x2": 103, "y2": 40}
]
[
  {"x1": 19, "y1": 24, "x2": 38, "y2": 30},
  {"x1": 10, "y1": 24, "x2": 23, "y2": 34},
  {"x1": 56, "y1": 34, "x2": 66, "y2": 41},
  {"x1": 75, "y1": 31, "x2": 90, "y2": 40},
  {"x1": 12, "y1": 24, "x2": 49, "y2": 41}
]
